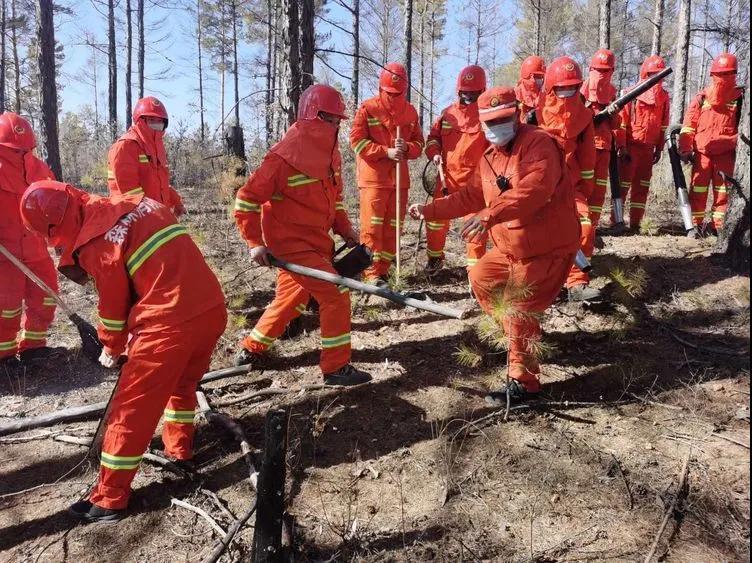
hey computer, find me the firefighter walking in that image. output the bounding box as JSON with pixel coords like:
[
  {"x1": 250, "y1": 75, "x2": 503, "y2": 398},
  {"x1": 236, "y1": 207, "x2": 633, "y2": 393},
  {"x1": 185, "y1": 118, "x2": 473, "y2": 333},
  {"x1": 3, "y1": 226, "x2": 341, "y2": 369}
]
[
  {"x1": 424, "y1": 65, "x2": 490, "y2": 271},
  {"x1": 515, "y1": 55, "x2": 546, "y2": 122}
]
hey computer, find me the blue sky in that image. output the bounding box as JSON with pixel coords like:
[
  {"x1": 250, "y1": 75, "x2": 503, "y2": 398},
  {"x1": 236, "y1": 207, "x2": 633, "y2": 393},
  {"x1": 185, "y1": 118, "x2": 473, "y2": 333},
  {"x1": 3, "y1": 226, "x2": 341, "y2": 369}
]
[{"x1": 56, "y1": 0, "x2": 518, "y2": 133}]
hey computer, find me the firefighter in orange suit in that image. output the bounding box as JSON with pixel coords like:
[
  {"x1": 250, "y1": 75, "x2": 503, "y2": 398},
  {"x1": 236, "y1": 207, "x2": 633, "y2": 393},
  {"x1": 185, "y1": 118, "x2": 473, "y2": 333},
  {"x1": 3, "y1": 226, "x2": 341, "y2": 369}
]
[
  {"x1": 0, "y1": 112, "x2": 59, "y2": 366},
  {"x1": 615, "y1": 55, "x2": 670, "y2": 231},
  {"x1": 580, "y1": 49, "x2": 625, "y2": 229},
  {"x1": 423, "y1": 65, "x2": 489, "y2": 271},
  {"x1": 107, "y1": 96, "x2": 185, "y2": 216},
  {"x1": 409, "y1": 87, "x2": 579, "y2": 402},
  {"x1": 19, "y1": 180, "x2": 226, "y2": 523},
  {"x1": 679, "y1": 52, "x2": 744, "y2": 235},
  {"x1": 233, "y1": 84, "x2": 372, "y2": 387},
  {"x1": 350, "y1": 62, "x2": 424, "y2": 286},
  {"x1": 515, "y1": 55, "x2": 546, "y2": 122}
]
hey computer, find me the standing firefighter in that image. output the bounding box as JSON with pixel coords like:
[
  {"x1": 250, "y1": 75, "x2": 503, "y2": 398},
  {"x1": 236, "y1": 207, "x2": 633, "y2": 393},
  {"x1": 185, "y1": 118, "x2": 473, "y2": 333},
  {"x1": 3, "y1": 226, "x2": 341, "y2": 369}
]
[
  {"x1": 616, "y1": 55, "x2": 670, "y2": 231},
  {"x1": 424, "y1": 65, "x2": 490, "y2": 271},
  {"x1": 0, "y1": 113, "x2": 59, "y2": 366},
  {"x1": 408, "y1": 87, "x2": 579, "y2": 402},
  {"x1": 351, "y1": 62, "x2": 424, "y2": 286},
  {"x1": 679, "y1": 53, "x2": 744, "y2": 235},
  {"x1": 536, "y1": 57, "x2": 601, "y2": 303},
  {"x1": 515, "y1": 55, "x2": 546, "y2": 122},
  {"x1": 107, "y1": 96, "x2": 185, "y2": 216},
  {"x1": 581, "y1": 49, "x2": 626, "y2": 229},
  {"x1": 19, "y1": 181, "x2": 226, "y2": 523},
  {"x1": 233, "y1": 84, "x2": 371, "y2": 387}
]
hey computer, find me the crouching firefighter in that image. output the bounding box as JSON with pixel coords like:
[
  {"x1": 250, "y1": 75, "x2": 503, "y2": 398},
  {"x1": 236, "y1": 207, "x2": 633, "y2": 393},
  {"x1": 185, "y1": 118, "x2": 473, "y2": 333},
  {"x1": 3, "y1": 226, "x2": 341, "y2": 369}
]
[
  {"x1": 233, "y1": 84, "x2": 372, "y2": 387},
  {"x1": 408, "y1": 87, "x2": 579, "y2": 403},
  {"x1": 20, "y1": 181, "x2": 227, "y2": 523}
]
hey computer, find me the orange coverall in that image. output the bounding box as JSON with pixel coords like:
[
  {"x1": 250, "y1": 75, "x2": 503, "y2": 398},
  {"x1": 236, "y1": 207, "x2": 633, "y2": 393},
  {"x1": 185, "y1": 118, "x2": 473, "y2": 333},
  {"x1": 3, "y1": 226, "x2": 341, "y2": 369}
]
[
  {"x1": 0, "y1": 148, "x2": 57, "y2": 359},
  {"x1": 424, "y1": 102, "x2": 489, "y2": 266},
  {"x1": 515, "y1": 78, "x2": 542, "y2": 122},
  {"x1": 107, "y1": 119, "x2": 183, "y2": 212},
  {"x1": 350, "y1": 93, "x2": 424, "y2": 280},
  {"x1": 679, "y1": 86, "x2": 744, "y2": 228},
  {"x1": 536, "y1": 91, "x2": 597, "y2": 288},
  {"x1": 234, "y1": 119, "x2": 355, "y2": 375},
  {"x1": 421, "y1": 125, "x2": 580, "y2": 391},
  {"x1": 54, "y1": 191, "x2": 226, "y2": 510},
  {"x1": 616, "y1": 84, "x2": 670, "y2": 227}
]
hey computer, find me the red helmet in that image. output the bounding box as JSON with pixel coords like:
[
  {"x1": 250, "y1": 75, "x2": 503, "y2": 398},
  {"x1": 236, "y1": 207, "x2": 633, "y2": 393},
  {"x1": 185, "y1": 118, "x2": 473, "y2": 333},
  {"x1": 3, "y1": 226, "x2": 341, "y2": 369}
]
[
  {"x1": 710, "y1": 52, "x2": 738, "y2": 74},
  {"x1": 0, "y1": 112, "x2": 37, "y2": 151},
  {"x1": 590, "y1": 49, "x2": 615, "y2": 71},
  {"x1": 477, "y1": 87, "x2": 518, "y2": 122},
  {"x1": 520, "y1": 56, "x2": 546, "y2": 79},
  {"x1": 640, "y1": 55, "x2": 667, "y2": 78},
  {"x1": 132, "y1": 96, "x2": 169, "y2": 127},
  {"x1": 20, "y1": 181, "x2": 71, "y2": 236},
  {"x1": 544, "y1": 56, "x2": 583, "y2": 92},
  {"x1": 298, "y1": 84, "x2": 348, "y2": 120},
  {"x1": 379, "y1": 62, "x2": 408, "y2": 94},
  {"x1": 456, "y1": 65, "x2": 487, "y2": 93}
]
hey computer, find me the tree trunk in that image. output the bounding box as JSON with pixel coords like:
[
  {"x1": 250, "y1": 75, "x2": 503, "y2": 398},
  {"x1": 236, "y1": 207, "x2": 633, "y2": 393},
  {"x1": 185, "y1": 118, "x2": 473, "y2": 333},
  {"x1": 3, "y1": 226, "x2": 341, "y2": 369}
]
[
  {"x1": 11, "y1": 0, "x2": 19, "y2": 112},
  {"x1": 403, "y1": 0, "x2": 413, "y2": 101},
  {"x1": 137, "y1": 0, "x2": 144, "y2": 97},
  {"x1": 723, "y1": 0, "x2": 733, "y2": 51},
  {"x1": 1, "y1": 0, "x2": 6, "y2": 112},
  {"x1": 231, "y1": 0, "x2": 240, "y2": 126},
  {"x1": 534, "y1": 0, "x2": 541, "y2": 55},
  {"x1": 351, "y1": 0, "x2": 360, "y2": 106},
  {"x1": 417, "y1": 0, "x2": 425, "y2": 128},
  {"x1": 265, "y1": 0, "x2": 273, "y2": 145},
  {"x1": 197, "y1": 0, "x2": 205, "y2": 142},
  {"x1": 670, "y1": 0, "x2": 691, "y2": 125},
  {"x1": 125, "y1": 0, "x2": 133, "y2": 128},
  {"x1": 428, "y1": 2, "x2": 436, "y2": 124},
  {"x1": 650, "y1": 0, "x2": 663, "y2": 55},
  {"x1": 714, "y1": 69, "x2": 750, "y2": 273},
  {"x1": 474, "y1": 0, "x2": 481, "y2": 64},
  {"x1": 300, "y1": 0, "x2": 314, "y2": 92},
  {"x1": 599, "y1": 0, "x2": 611, "y2": 49},
  {"x1": 108, "y1": 0, "x2": 117, "y2": 140},
  {"x1": 35, "y1": 0, "x2": 62, "y2": 179},
  {"x1": 283, "y1": 0, "x2": 300, "y2": 126}
]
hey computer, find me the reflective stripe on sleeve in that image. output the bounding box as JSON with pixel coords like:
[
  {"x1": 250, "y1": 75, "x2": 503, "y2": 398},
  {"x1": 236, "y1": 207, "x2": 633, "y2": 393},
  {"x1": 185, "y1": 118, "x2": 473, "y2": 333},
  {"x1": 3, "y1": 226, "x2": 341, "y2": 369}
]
[
  {"x1": 1, "y1": 307, "x2": 22, "y2": 319},
  {"x1": 100, "y1": 317, "x2": 126, "y2": 331},
  {"x1": 235, "y1": 198, "x2": 261, "y2": 212},
  {"x1": 138, "y1": 154, "x2": 150, "y2": 163},
  {"x1": 126, "y1": 224, "x2": 188, "y2": 277},
  {"x1": 353, "y1": 139, "x2": 372, "y2": 155},
  {"x1": 288, "y1": 174, "x2": 318, "y2": 187}
]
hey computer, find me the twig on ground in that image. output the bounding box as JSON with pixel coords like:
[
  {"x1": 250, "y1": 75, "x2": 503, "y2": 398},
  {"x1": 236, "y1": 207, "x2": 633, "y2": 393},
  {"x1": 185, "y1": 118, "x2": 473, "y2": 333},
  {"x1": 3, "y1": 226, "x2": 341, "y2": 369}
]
[
  {"x1": 0, "y1": 481, "x2": 90, "y2": 500},
  {"x1": 664, "y1": 326, "x2": 748, "y2": 357},
  {"x1": 711, "y1": 432, "x2": 750, "y2": 450},
  {"x1": 210, "y1": 383, "x2": 327, "y2": 407},
  {"x1": 610, "y1": 453, "x2": 633, "y2": 510},
  {"x1": 628, "y1": 392, "x2": 685, "y2": 411},
  {"x1": 171, "y1": 498, "x2": 227, "y2": 538},
  {"x1": 0, "y1": 427, "x2": 90, "y2": 444},
  {"x1": 200, "y1": 488, "x2": 236, "y2": 520},
  {"x1": 201, "y1": 501, "x2": 257, "y2": 563},
  {"x1": 644, "y1": 448, "x2": 692, "y2": 563}
]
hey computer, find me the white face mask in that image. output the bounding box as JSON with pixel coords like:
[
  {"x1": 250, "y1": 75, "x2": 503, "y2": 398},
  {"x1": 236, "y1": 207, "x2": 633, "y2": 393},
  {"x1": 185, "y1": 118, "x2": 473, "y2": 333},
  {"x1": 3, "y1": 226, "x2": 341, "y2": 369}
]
[
  {"x1": 534, "y1": 77, "x2": 544, "y2": 89},
  {"x1": 482, "y1": 121, "x2": 517, "y2": 146},
  {"x1": 147, "y1": 121, "x2": 166, "y2": 131},
  {"x1": 555, "y1": 87, "x2": 578, "y2": 99}
]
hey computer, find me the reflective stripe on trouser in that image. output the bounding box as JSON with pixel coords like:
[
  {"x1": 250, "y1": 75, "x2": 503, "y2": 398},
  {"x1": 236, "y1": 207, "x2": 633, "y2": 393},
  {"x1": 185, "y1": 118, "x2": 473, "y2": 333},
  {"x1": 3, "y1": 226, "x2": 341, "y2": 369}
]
[
  {"x1": 242, "y1": 250, "x2": 352, "y2": 374},
  {"x1": 88, "y1": 305, "x2": 227, "y2": 510},
  {"x1": 0, "y1": 257, "x2": 58, "y2": 357},
  {"x1": 587, "y1": 149, "x2": 611, "y2": 227},
  {"x1": 359, "y1": 187, "x2": 408, "y2": 280},
  {"x1": 468, "y1": 245, "x2": 575, "y2": 392},
  {"x1": 688, "y1": 151, "x2": 735, "y2": 228},
  {"x1": 566, "y1": 196, "x2": 592, "y2": 288},
  {"x1": 615, "y1": 143, "x2": 655, "y2": 228}
]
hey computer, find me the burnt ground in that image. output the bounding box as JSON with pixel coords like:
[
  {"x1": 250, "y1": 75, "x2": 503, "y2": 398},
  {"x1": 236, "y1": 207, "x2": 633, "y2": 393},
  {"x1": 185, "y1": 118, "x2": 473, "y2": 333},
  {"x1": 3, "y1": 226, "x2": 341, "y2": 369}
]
[{"x1": 0, "y1": 181, "x2": 749, "y2": 563}]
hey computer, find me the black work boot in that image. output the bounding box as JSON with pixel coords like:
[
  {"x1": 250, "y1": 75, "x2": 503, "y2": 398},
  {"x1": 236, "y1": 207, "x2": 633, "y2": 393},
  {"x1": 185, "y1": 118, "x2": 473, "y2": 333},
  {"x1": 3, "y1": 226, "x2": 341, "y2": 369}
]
[
  {"x1": 567, "y1": 284, "x2": 603, "y2": 303},
  {"x1": 19, "y1": 346, "x2": 66, "y2": 364},
  {"x1": 426, "y1": 257, "x2": 443, "y2": 273},
  {"x1": 324, "y1": 364, "x2": 373, "y2": 386},
  {"x1": 69, "y1": 500, "x2": 125, "y2": 523},
  {"x1": 485, "y1": 379, "x2": 538, "y2": 406},
  {"x1": 234, "y1": 348, "x2": 268, "y2": 368}
]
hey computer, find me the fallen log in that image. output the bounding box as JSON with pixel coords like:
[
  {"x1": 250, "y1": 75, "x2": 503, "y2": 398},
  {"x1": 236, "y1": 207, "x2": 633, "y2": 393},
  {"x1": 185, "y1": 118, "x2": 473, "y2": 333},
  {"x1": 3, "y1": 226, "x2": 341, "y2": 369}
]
[{"x1": 0, "y1": 365, "x2": 254, "y2": 437}]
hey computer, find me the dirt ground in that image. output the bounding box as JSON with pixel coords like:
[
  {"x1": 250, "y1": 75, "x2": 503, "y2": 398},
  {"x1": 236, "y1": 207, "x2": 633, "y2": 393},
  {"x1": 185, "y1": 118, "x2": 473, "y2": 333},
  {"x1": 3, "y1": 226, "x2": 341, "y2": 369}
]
[{"x1": 0, "y1": 180, "x2": 749, "y2": 563}]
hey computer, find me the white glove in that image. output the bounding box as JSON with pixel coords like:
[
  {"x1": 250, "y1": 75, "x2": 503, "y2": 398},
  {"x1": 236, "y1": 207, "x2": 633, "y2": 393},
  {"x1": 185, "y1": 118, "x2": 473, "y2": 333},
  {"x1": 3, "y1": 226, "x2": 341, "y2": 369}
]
[
  {"x1": 249, "y1": 245, "x2": 271, "y2": 266},
  {"x1": 99, "y1": 350, "x2": 117, "y2": 368}
]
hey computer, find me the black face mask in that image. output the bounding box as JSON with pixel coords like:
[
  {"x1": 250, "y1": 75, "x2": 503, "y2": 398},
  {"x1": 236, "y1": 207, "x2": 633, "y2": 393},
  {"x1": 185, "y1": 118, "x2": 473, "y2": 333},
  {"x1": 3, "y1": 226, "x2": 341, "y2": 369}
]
[{"x1": 459, "y1": 92, "x2": 480, "y2": 105}]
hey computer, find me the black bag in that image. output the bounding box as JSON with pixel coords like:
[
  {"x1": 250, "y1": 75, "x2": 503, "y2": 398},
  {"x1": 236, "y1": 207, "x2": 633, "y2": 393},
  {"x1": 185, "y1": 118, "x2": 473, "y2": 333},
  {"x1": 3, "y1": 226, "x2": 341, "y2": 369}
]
[{"x1": 333, "y1": 243, "x2": 373, "y2": 278}]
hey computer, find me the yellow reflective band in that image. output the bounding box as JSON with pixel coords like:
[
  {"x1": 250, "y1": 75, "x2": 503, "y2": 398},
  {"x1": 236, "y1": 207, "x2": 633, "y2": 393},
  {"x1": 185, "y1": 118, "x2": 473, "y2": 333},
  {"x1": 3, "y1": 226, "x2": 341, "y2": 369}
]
[
  {"x1": 294, "y1": 303, "x2": 307, "y2": 314},
  {"x1": 21, "y1": 330, "x2": 46, "y2": 341},
  {"x1": 589, "y1": 206, "x2": 602, "y2": 212},
  {"x1": 101, "y1": 452, "x2": 143, "y2": 470},
  {"x1": 287, "y1": 174, "x2": 318, "y2": 187},
  {"x1": 42, "y1": 297, "x2": 56, "y2": 306},
  {"x1": 234, "y1": 199, "x2": 261, "y2": 213},
  {"x1": 692, "y1": 211, "x2": 705, "y2": 217},
  {"x1": 371, "y1": 251, "x2": 382, "y2": 260},
  {"x1": 0, "y1": 340, "x2": 17, "y2": 351},
  {"x1": 580, "y1": 217, "x2": 592, "y2": 225},
  {"x1": 107, "y1": 169, "x2": 116, "y2": 180},
  {"x1": 126, "y1": 224, "x2": 188, "y2": 277},
  {"x1": 338, "y1": 286, "x2": 350, "y2": 294},
  {"x1": 321, "y1": 333, "x2": 351, "y2": 349},
  {"x1": 370, "y1": 216, "x2": 384, "y2": 225},
  {"x1": 100, "y1": 317, "x2": 126, "y2": 331},
  {"x1": 138, "y1": 154, "x2": 150, "y2": 163},
  {"x1": 620, "y1": 182, "x2": 631, "y2": 187},
  {"x1": 595, "y1": 179, "x2": 608, "y2": 186},
  {"x1": 466, "y1": 258, "x2": 479, "y2": 266},
  {"x1": 426, "y1": 222, "x2": 445, "y2": 231},
  {"x1": 692, "y1": 185, "x2": 708, "y2": 193},
  {"x1": 389, "y1": 219, "x2": 399, "y2": 226},
  {"x1": 716, "y1": 186, "x2": 727, "y2": 193},
  {"x1": 630, "y1": 203, "x2": 646, "y2": 209},
  {"x1": 1, "y1": 308, "x2": 22, "y2": 319},
  {"x1": 702, "y1": 101, "x2": 712, "y2": 109},
  {"x1": 367, "y1": 117, "x2": 382, "y2": 126},
  {"x1": 712, "y1": 211, "x2": 725, "y2": 218},
  {"x1": 164, "y1": 409, "x2": 196, "y2": 424},
  {"x1": 680, "y1": 127, "x2": 695, "y2": 134},
  {"x1": 380, "y1": 251, "x2": 395, "y2": 260},
  {"x1": 580, "y1": 170, "x2": 594, "y2": 179},
  {"x1": 250, "y1": 328, "x2": 275, "y2": 346},
  {"x1": 335, "y1": 201, "x2": 346, "y2": 211},
  {"x1": 271, "y1": 194, "x2": 284, "y2": 201},
  {"x1": 426, "y1": 139, "x2": 440, "y2": 147},
  {"x1": 639, "y1": 180, "x2": 651, "y2": 186},
  {"x1": 441, "y1": 121, "x2": 452, "y2": 129},
  {"x1": 124, "y1": 187, "x2": 144, "y2": 196},
  {"x1": 353, "y1": 138, "x2": 371, "y2": 155},
  {"x1": 427, "y1": 249, "x2": 444, "y2": 257}
]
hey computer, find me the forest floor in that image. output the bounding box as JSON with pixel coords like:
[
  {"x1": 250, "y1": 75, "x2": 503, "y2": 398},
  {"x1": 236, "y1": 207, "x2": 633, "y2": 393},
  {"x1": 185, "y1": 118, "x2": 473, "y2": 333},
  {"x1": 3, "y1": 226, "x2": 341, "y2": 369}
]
[{"x1": 0, "y1": 180, "x2": 749, "y2": 562}]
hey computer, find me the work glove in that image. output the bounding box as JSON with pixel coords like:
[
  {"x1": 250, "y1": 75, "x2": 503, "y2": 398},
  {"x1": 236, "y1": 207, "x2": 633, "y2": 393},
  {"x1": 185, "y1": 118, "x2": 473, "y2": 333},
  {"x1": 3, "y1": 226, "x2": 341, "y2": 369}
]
[
  {"x1": 99, "y1": 349, "x2": 117, "y2": 369},
  {"x1": 408, "y1": 203, "x2": 425, "y2": 220},
  {"x1": 249, "y1": 245, "x2": 271, "y2": 266},
  {"x1": 460, "y1": 214, "x2": 488, "y2": 242},
  {"x1": 432, "y1": 154, "x2": 442, "y2": 166},
  {"x1": 387, "y1": 147, "x2": 405, "y2": 161},
  {"x1": 606, "y1": 102, "x2": 619, "y2": 115}
]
